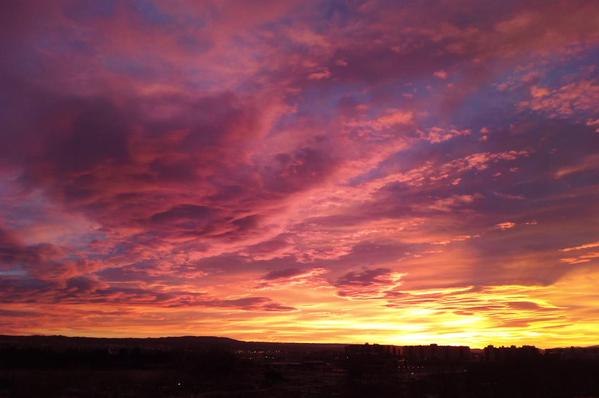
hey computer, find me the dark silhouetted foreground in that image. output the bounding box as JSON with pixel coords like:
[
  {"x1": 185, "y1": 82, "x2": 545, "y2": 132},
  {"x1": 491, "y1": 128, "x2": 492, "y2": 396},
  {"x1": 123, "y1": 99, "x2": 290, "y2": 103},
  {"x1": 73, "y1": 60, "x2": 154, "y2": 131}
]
[{"x1": 1, "y1": 336, "x2": 598, "y2": 397}]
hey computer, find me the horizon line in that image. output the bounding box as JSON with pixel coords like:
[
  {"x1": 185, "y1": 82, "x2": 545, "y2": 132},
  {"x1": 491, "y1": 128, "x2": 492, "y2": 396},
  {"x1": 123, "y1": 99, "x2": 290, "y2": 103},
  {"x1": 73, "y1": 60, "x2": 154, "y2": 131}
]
[{"x1": 2, "y1": 334, "x2": 598, "y2": 350}]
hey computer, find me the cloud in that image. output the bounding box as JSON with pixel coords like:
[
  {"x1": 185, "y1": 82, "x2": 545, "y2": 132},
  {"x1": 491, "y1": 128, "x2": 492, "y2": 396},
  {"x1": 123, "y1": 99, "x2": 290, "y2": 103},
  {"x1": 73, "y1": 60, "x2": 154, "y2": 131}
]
[
  {"x1": 172, "y1": 296, "x2": 296, "y2": 312},
  {"x1": 419, "y1": 127, "x2": 470, "y2": 144},
  {"x1": 0, "y1": 273, "x2": 295, "y2": 311},
  {"x1": 335, "y1": 268, "x2": 404, "y2": 299},
  {"x1": 263, "y1": 268, "x2": 305, "y2": 280},
  {"x1": 433, "y1": 70, "x2": 448, "y2": 80},
  {"x1": 496, "y1": 222, "x2": 516, "y2": 230},
  {"x1": 561, "y1": 241, "x2": 599, "y2": 252},
  {"x1": 0, "y1": 226, "x2": 98, "y2": 281},
  {"x1": 346, "y1": 109, "x2": 414, "y2": 132},
  {"x1": 586, "y1": 118, "x2": 599, "y2": 133},
  {"x1": 150, "y1": 204, "x2": 215, "y2": 224},
  {"x1": 256, "y1": 267, "x2": 328, "y2": 290},
  {"x1": 554, "y1": 153, "x2": 599, "y2": 178},
  {"x1": 308, "y1": 68, "x2": 332, "y2": 80},
  {"x1": 429, "y1": 194, "x2": 481, "y2": 212},
  {"x1": 384, "y1": 285, "x2": 561, "y2": 329},
  {"x1": 520, "y1": 80, "x2": 599, "y2": 119},
  {"x1": 1, "y1": 0, "x2": 599, "y2": 345},
  {"x1": 559, "y1": 240, "x2": 599, "y2": 264}
]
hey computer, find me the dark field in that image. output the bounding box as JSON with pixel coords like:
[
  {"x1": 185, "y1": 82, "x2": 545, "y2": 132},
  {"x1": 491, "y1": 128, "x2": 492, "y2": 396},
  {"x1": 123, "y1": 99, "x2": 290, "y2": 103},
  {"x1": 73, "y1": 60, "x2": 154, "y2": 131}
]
[{"x1": 1, "y1": 336, "x2": 598, "y2": 397}]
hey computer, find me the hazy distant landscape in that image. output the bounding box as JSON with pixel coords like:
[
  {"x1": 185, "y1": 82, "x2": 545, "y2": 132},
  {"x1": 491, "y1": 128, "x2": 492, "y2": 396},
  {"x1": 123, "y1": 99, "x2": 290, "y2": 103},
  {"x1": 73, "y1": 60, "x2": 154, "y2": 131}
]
[{"x1": 2, "y1": 335, "x2": 599, "y2": 397}]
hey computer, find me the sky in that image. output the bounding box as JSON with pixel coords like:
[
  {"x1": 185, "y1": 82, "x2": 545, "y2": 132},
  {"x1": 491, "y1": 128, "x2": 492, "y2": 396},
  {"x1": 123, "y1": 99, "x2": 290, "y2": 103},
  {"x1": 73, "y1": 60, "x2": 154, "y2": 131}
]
[{"x1": 1, "y1": 0, "x2": 599, "y2": 348}]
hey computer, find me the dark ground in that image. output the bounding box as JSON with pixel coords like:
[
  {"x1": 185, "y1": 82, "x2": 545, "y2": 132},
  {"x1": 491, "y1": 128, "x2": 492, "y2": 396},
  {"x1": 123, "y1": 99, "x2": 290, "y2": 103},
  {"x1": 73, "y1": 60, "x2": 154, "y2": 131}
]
[{"x1": 1, "y1": 336, "x2": 598, "y2": 398}]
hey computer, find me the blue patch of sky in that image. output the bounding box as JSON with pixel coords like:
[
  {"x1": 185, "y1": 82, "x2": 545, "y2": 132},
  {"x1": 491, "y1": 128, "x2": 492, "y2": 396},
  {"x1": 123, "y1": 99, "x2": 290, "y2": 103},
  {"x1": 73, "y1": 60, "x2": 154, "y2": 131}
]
[
  {"x1": 104, "y1": 56, "x2": 163, "y2": 80},
  {"x1": 130, "y1": 0, "x2": 175, "y2": 27},
  {"x1": 0, "y1": 267, "x2": 27, "y2": 277},
  {"x1": 63, "y1": 0, "x2": 117, "y2": 21}
]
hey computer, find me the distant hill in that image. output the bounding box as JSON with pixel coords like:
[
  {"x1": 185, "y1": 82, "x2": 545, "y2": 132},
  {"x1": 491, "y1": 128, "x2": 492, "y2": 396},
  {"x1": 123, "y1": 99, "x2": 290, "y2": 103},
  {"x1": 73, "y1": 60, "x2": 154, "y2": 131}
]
[
  {"x1": 3, "y1": 335, "x2": 595, "y2": 351},
  {"x1": 0, "y1": 335, "x2": 347, "y2": 352},
  {"x1": 0, "y1": 335, "x2": 243, "y2": 350}
]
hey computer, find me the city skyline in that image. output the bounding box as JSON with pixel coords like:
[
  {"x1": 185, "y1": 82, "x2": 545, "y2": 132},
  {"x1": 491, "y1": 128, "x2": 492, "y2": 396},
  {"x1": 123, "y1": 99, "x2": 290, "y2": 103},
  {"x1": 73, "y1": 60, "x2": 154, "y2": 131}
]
[{"x1": 1, "y1": 0, "x2": 599, "y2": 348}]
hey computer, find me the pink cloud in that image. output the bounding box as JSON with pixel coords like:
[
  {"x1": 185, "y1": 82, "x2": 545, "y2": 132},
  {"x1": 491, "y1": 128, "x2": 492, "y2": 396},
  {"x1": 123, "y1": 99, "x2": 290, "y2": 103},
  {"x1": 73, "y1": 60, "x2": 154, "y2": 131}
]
[
  {"x1": 256, "y1": 267, "x2": 328, "y2": 290},
  {"x1": 430, "y1": 194, "x2": 481, "y2": 212},
  {"x1": 520, "y1": 80, "x2": 599, "y2": 118},
  {"x1": 433, "y1": 70, "x2": 448, "y2": 80},
  {"x1": 586, "y1": 118, "x2": 599, "y2": 132},
  {"x1": 419, "y1": 127, "x2": 471, "y2": 143},
  {"x1": 335, "y1": 268, "x2": 404, "y2": 299},
  {"x1": 496, "y1": 222, "x2": 516, "y2": 230},
  {"x1": 561, "y1": 241, "x2": 599, "y2": 252},
  {"x1": 308, "y1": 68, "x2": 332, "y2": 80}
]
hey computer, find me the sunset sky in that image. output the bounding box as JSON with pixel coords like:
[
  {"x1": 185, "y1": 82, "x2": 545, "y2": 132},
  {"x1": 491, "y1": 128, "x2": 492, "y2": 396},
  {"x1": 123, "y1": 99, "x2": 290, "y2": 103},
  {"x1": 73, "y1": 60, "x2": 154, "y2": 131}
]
[{"x1": 1, "y1": 0, "x2": 599, "y2": 348}]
